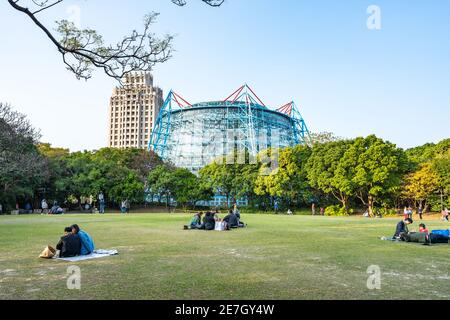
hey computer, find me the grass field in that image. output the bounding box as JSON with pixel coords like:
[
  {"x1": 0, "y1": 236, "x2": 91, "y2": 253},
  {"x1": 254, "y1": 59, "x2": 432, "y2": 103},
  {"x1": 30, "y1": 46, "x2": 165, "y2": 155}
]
[{"x1": 0, "y1": 213, "x2": 449, "y2": 300}]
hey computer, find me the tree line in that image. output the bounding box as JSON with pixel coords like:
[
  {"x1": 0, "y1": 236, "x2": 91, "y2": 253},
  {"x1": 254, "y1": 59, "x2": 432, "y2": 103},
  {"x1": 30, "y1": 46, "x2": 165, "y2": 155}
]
[{"x1": 0, "y1": 103, "x2": 448, "y2": 214}]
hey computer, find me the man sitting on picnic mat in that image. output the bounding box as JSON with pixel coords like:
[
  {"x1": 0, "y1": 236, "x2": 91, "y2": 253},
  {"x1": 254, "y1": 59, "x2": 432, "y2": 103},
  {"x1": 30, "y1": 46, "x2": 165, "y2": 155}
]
[
  {"x1": 56, "y1": 227, "x2": 81, "y2": 258},
  {"x1": 71, "y1": 224, "x2": 95, "y2": 255}
]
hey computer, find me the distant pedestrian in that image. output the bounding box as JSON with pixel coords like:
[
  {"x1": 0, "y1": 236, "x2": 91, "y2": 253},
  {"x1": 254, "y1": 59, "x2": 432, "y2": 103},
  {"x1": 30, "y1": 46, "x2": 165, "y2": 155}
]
[
  {"x1": 442, "y1": 208, "x2": 449, "y2": 221},
  {"x1": 0, "y1": 203, "x2": 3, "y2": 215},
  {"x1": 121, "y1": 199, "x2": 130, "y2": 214},
  {"x1": 407, "y1": 206, "x2": 413, "y2": 219},
  {"x1": 320, "y1": 207, "x2": 325, "y2": 216},
  {"x1": 261, "y1": 202, "x2": 267, "y2": 212},
  {"x1": 403, "y1": 206, "x2": 409, "y2": 219},
  {"x1": 41, "y1": 199, "x2": 48, "y2": 214},
  {"x1": 418, "y1": 206, "x2": 423, "y2": 220},
  {"x1": 312, "y1": 203, "x2": 316, "y2": 216},
  {"x1": 24, "y1": 202, "x2": 33, "y2": 214},
  {"x1": 98, "y1": 192, "x2": 105, "y2": 214},
  {"x1": 274, "y1": 200, "x2": 279, "y2": 213}
]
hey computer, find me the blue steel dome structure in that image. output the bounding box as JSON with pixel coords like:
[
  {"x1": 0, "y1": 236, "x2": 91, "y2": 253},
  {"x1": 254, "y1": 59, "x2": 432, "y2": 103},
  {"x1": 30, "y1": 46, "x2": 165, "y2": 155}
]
[{"x1": 149, "y1": 84, "x2": 311, "y2": 173}]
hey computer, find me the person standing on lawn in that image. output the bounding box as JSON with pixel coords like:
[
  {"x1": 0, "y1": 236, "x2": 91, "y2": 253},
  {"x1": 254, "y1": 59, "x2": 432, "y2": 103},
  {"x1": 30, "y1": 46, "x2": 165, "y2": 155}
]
[
  {"x1": 442, "y1": 208, "x2": 449, "y2": 221},
  {"x1": 418, "y1": 205, "x2": 423, "y2": 220},
  {"x1": 406, "y1": 206, "x2": 413, "y2": 219},
  {"x1": 98, "y1": 192, "x2": 105, "y2": 214},
  {"x1": 41, "y1": 199, "x2": 48, "y2": 214},
  {"x1": 274, "y1": 200, "x2": 279, "y2": 213}
]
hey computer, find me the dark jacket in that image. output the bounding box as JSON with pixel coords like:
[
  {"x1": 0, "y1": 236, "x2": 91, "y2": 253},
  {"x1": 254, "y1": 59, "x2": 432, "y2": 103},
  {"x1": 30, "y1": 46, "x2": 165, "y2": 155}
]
[
  {"x1": 56, "y1": 234, "x2": 82, "y2": 257},
  {"x1": 224, "y1": 213, "x2": 239, "y2": 228},
  {"x1": 203, "y1": 214, "x2": 216, "y2": 230},
  {"x1": 394, "y1": 221, "x2": 409, "y2": 238}
]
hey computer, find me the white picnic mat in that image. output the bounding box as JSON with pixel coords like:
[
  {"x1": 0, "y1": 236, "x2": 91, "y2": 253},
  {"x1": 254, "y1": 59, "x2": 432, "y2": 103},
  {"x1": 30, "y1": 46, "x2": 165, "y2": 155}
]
[{"x1": 55, "y1": 249, "x2": 118, "y2": 262}]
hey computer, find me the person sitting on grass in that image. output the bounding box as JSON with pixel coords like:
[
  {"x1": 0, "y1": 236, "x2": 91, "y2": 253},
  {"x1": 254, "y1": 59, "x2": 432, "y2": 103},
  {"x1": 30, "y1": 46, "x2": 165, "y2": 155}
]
[
  {"x1": 188, "y1": 212, "x2": 203, "y2": 229},
  {"x1": 56, "y1": 227, "x2": 81, "y2": 258},
  {"x1": 202, "y1": 212, "x2": 216, "y2": 231},
  {"x1": 223, "y1": 210, "x2": 239, "y2": 228},
  {"x1": 419, "y1": 223, "x2": 429, "y2": 233},
  {"x1": 394, "y1": 218, "x2": 413, "y2": 239},
  {"x1": 50, "y1": 201, "x2": 64, "y2": 215},
  {"x1": 71, "y1": 224, "x2": 95, "y2": 255},
  {"x1": 233, "y1": 204, "x2": 241, "y2": 219},
  {"x1": 213, "y1": 210, "x2": 220, "y2": 222}
]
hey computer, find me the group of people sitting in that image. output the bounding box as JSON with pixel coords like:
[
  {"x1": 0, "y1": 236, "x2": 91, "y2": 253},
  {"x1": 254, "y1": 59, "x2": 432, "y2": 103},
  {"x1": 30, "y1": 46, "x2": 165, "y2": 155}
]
[
  {"x1": 185, "y1": 207, "x2": 246, "y2": 231},
  {"x1": 56, "y1": 224, "x2": 95, "y2": 258},
  {"x1": 392, "y1": 218, "x2": 450, "y2": 245}
]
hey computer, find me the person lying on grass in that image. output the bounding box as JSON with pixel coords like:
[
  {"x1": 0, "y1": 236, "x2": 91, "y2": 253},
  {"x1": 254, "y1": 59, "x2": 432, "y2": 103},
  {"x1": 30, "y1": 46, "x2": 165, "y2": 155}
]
[
  {"x1": 399, "y1": 231, "x2": 450, "y2": 245},
  {"x1": 71, "y1": 224, "x2": 95, "y2": 255},
  {"x1": 56, "y1": 227, "x2": 81, "y2": 258},
  {"x1": 394, "y1": 222, "x2": 449, "y2": 245}
]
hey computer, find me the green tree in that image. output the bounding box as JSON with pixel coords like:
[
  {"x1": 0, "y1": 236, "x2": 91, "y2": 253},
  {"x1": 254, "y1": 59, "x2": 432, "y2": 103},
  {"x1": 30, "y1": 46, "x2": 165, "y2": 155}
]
[
  {"x1": 345, "y1": 135, "x2": 409, "y2": 216},
  {"x1": 402, "y1": 162, "x2": 440, "y2": 210},
  {"x1": 36, "y1": 143, "x2": 71, "y2": 203},
  {"x1": 306, "y1": 139, "x2": 355, "y2": 211},
  {"x1": 172, "y1": 168, "x2": 213, "y2": 210},
  {"x1": 432, "y1": 150, "x2": 450, "y2": 210},
  {"x1": 255, "y1": 145, "x2": 312, "y2": 207},
  {"x1": 199, "y1": 159, "x2": 235, "y2": 206},
  {"x1": 109, "y1": 169, "x2": 145, "y2": 204},
  {"x1": 0, "y1": 103, "x2": 47, "y2": 211}
]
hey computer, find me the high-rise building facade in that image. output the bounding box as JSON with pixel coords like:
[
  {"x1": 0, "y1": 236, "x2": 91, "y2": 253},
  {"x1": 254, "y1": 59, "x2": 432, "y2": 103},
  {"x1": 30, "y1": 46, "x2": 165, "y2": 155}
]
[{"x1": 108, "y1": 72, "x2": 163, "y2": 149}]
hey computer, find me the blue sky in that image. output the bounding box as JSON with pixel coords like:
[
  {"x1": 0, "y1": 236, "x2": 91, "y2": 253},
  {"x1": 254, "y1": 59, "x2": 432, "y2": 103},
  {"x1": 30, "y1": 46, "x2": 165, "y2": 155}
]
[{"x1": 1, "y1": 0, "x2": 449, "y2": 151}]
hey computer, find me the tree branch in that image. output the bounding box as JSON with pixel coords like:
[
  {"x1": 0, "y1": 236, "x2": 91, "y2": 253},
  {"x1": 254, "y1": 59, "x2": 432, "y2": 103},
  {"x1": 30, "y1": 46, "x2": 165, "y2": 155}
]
[{"x1": 8, "y1": 0, "x2": 174, "y2": 82}]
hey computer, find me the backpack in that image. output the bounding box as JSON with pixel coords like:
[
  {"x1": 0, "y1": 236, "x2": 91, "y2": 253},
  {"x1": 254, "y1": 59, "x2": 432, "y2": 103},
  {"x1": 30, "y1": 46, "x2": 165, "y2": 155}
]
[
  {"x1": 39, "y1": 246, "x2": 56, "y2": 259},
  {"x1": 431, "y1": 230, "x2": 450, "y2": 237}
]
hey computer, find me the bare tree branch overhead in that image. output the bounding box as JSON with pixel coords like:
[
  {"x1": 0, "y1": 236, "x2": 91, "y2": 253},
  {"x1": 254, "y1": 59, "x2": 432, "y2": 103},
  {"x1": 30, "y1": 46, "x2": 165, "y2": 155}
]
[
  {"x1": 172, "y1": 0, "x2": 225, "y2": 6},
  {"x1": 7, "y1": 0, "x2": 224, "y2": 83}
]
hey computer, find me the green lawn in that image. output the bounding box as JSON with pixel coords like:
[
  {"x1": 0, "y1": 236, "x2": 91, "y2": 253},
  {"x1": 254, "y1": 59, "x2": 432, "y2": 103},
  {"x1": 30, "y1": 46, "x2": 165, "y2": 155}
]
[{"x1": 0, "y1": 213, "x2": 449, "y2": 300}]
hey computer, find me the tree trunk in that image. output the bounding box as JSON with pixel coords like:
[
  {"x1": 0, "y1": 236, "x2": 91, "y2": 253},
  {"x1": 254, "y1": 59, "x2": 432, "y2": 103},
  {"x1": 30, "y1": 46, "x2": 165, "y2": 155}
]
[
  {"x1": 341, "y1": 197, "x2": 349, "y2": 213},
  {"x1": 368, "y1": 195, "x2": 374, "y2": 217}
]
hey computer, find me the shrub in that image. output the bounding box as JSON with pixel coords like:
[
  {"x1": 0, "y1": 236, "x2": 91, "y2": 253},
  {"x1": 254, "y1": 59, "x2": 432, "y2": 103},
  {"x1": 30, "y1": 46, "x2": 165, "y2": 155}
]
[{"x1": 324, "y1": 205, "x2": 352, "y2": 216}]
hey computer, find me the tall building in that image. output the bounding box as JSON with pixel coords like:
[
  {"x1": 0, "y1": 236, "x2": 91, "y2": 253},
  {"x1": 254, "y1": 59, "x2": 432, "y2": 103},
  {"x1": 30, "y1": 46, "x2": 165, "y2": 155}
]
[{"x1": 108, "y1": 72, "x2": 163, "y2": 149}]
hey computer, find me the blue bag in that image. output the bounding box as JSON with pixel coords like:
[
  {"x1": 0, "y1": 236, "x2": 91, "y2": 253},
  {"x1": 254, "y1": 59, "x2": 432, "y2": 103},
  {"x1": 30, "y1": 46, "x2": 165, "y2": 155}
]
[{"x1": 431, "y1": 230, "x2": 450, "y2": 237}]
